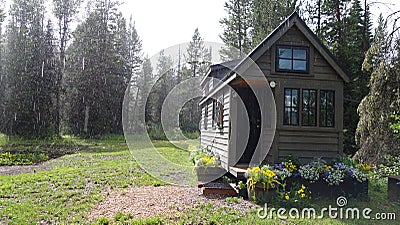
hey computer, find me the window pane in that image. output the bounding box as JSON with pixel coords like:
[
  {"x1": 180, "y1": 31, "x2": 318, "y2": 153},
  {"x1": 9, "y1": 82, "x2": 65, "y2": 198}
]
[
  {"x1": 293, "y1": 49, "x2": 307, "y2": 59},
  {"x1": 291, "y1": 110, "x2": 298, "y2": 125},
  {"x1": 284, "y1": 88, "x2": 299, "y2": 126},
  {"x1": 320, "y1": 90, "x2": 334, "y2": 127},
  {"x1": 292, "y1": 89, "x2": 298, "y2": 106},
  {"x1": 279, "y1": 48, "x2": 292, "y2": 58},
  {"x1": 279, "y1": 59, "x2": 292, "y2": 70},
  {"x1": 293, "y1": 60, "x2": 307, "y2": 71},
  {"x1": 284, "y1": 108, "x2": 290, "y2": 125}
]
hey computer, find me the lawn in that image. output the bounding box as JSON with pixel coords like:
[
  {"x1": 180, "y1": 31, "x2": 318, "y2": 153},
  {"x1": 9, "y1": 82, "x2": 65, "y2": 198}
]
[{"x1": 0, "y1": 135, "x2": 399, "y2": 224}]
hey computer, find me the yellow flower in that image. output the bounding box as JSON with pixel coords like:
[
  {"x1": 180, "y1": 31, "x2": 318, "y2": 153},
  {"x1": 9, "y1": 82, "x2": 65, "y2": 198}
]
[
  {"x1": 297, "y1": 189, "x2": 304, "y2": 194},
  {"x1": 285, "y1": 162, "x2": 297, "y2": 172},
  {"x1": 301, "y1": 184, "x2": 305, "y2": 190},
  {"x1": 301, "y1": 193, "x2": 306, "y2": 198},
  {"x1": 324, "y1": 165, "x2": 332, "y2": 170},
  {"x1": 251, "y1": 167, "x2": 261, "y2": 173},
  {"x1": 285, "y1": 194, "x2": 289, "y2": 200},
  {"x1": 264, "y1": 169, "x2": 275, "y2": 178},
  {"x1": 357, "y1": 163, "x2": 371, "y2": 171}
]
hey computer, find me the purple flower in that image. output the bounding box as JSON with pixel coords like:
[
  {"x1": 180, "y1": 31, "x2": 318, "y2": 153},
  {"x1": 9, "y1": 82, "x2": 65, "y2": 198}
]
[
  {"x1": 348, "y1": 170, "x2": 354, "y2": 177},
  {"x1": 244, "y1": 173, "x2": 249, "y2": 179},
  {"x1": 293, "y1": 172, "x2": 300, "y2": 177},
  {"x1": 274, "y1": 162, "x2": 284, "y2": 169},
  {"x1": 334, "y1": 163, "x2": 346, "y2": 170},
  {"x1": 323, "y1": 172, "x2": 330, "y2": 178}
]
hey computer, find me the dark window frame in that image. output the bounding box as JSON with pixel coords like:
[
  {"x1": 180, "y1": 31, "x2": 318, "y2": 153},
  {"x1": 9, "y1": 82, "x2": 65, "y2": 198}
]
[
  {"x1": 216, "y1": 97, "x2": 224, "y2": 130},
  {"x1": 276, "y1": 45, "x2": 309, "y2": 73},
  {"x1": 320, "y1": 90, "x2": 335, "y2": 127},
  {"x1": 204, "y1": 102, "x2": 208, "y2": 130},
  {"x1": 301, "y1": 89, "x2": 317, "y2": 126},
  {"x1": 284, "y1": 88, "x2": 300, "y2": 126},
  {"x1": 212, "y1": 99, "x2": 216, "y2": 128}
]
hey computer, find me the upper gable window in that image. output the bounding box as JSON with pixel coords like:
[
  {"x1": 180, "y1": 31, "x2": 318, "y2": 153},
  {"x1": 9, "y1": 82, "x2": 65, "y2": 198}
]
[{"x1": 277, "y1": 46, "x2": 308, "y2": 73}]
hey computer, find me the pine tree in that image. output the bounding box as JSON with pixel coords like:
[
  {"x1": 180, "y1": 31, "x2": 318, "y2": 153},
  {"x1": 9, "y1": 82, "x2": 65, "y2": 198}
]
[
  {"x1": 0, "y1": 0, "x2": 6, "y2": 132},
  {"x1": 52, "y1": 0, "x2": 83, "y2": 135},
  {"x1": 146, "y1": 50, "x2": 174, "y2": 138},
  {"x1": 2, "y1": 0, "x2": 57, "y2": 137},
  {"x1": 65, "y1": 0, "x2": 131, "y2": 136},
  {"x1": 251, "y1": 0, "x2": 297, "y2": 45},
  {"x1": 355, "y1": 15, "x2": 400, "y2": 163},
  {"x1": 219, "y1": 0, "x2": 252, "y2": 60}
]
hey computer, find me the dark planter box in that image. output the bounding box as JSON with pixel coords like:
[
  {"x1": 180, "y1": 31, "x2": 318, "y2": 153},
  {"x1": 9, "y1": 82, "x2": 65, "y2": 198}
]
[
  {"x1": 285, "y1": 177, "x2": 368, "y2": 199},
  {"x1": 388, "y1": 176, "x2": 400, "y2": 201},
  {"x1": 247, "y1": 182, "x2": 276, "y2": 203},
  {"x1": 196, "y1": 167, "x2": 226, "y2": 184}
]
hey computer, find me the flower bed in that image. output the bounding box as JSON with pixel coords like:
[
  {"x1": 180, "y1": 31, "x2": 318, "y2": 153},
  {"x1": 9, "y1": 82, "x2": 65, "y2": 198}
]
[{"x1": 244, "y1": 157, "x2": 371, "y2": 204}]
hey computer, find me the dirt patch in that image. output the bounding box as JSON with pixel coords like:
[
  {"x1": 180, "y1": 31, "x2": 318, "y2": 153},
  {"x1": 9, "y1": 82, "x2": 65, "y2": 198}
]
[
  {"x1": 0, "y1": 161, "x2": 55, "y2": 176},
  {"x1": 89, "y1": 185, "x2": 255, "y2": 221}
]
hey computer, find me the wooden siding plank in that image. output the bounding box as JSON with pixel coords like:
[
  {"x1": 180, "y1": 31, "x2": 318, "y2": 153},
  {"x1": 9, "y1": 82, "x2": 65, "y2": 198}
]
[{"x1": 279, "y1": 143, "x2": 339, "y2": 152}]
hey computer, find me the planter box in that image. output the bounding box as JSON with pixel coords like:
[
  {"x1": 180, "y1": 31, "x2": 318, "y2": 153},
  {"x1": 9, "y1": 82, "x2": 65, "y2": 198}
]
[
  {"x1": 286, "y1": 177, "x2": 368, "y2": 199},
  {"x1": 196, "y1": 167, "x2": 226, "y2": 184},
  {"x1": 247, "y1": 182, "x2": 276, "y2": 203},
  {"x1": 388, "y1": 176, "x2": 400, "y2": 201}
]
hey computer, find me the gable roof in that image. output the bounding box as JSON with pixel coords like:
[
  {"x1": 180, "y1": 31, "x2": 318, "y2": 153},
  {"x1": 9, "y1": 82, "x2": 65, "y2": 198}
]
[{"x1": 205, "y1": 11, "x2": 350, "y2": 83}]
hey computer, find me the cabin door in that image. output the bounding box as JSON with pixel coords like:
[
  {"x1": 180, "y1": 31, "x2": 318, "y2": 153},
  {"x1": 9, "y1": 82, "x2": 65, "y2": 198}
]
[{"x1": 236, "y1": 87, "x2": 261, "y2": 165}]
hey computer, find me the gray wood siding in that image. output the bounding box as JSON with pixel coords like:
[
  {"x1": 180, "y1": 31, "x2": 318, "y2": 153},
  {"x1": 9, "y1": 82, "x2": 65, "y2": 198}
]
[{"x1": 200, "y1": 87, "x2": 231, "y2": 170}]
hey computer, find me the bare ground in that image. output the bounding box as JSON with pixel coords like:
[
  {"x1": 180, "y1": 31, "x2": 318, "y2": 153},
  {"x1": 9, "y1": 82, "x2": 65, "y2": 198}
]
[
  {"x1": 0, "y1": 161, "x2": 54, "y2": 176},
  {"x1": 88, "y1": 185, "x2": 255, "y2": 221}
]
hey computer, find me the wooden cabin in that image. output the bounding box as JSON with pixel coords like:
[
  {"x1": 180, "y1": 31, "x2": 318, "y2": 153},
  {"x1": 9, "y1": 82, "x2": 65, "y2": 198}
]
[{"x1": 199, "y1": 12, "x2": 350, "y2": 176}]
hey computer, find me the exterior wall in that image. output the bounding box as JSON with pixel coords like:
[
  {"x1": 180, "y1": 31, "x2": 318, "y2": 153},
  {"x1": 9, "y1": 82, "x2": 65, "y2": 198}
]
[
  {"x1": 200, "y1": 24, "x2": 346, "y2": 168},
  {"x1": 200, "y1": 86, "x2": 231, "y2": 170},
  {"x1": 253, "y1": 25, "x2": 344, "y2": 163}
]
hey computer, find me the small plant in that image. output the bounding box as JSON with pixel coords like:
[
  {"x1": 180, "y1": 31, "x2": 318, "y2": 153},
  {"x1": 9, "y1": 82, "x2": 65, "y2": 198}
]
[
  {"x1": 0, "y1": 152, "x2": 49, "y2": 165},
  {"x1": 191, "y1": 147, "x2": 221, "y2": 168},
  {"x1": 298, "y1": 164, "x2": 320, "y2": 183},
  {"x1": 225, "y1": 196, "x2": 241, "y2": 204},
  {"x1": 96, "y1": 217, "x2": 110, "y2": 225},
  {"x1": 275, "y1": 183, "x2": 312, "y2": 209},
  {"x1": 237, "y1": 180, "x2": 246, "y2": 190},
  {"x1": 245, "y1": 165, "x2": 281, "y2": 191}
]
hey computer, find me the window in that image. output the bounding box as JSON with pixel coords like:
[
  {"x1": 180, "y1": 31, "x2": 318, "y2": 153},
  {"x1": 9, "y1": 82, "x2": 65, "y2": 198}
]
[
  {"x1": 212, "y1": 99, "x2": 216, "y2": 128},
  {"x1": 204, "y1": 103, "x2": 208, "y2": 130},
  {"x1": 284, "y1": 89, "x2": 299, "y2": 125},
  {"x1": 212, "y1": 98, "x2": 224, "y2": 129},
  {"x1": 216, "y1": 99, "x2": 224, "y2": 129},
  {"x1": 302, "y1": 89, "x2": 317, "y2": 126},
  {"x1": 277, "y1": 46, "x2": 308, "y2": 72},
  {"x1": 320, "y1": 90, "x2": 335, "y2": 127}
]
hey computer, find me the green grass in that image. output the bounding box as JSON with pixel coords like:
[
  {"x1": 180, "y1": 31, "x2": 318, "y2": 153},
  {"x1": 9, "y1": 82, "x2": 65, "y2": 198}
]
[
  {"x1": 0, "y1": 134, "x2": 399, "y2": 224},
  {"x1": 0, "y1": 135, "x2": 195, "y2": 224}
]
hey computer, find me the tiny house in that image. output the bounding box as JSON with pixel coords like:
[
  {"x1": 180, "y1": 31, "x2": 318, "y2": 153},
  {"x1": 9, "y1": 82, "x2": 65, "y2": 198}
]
[{"x1": 199, "y1": 12, "x2": 349, "y2": 176}]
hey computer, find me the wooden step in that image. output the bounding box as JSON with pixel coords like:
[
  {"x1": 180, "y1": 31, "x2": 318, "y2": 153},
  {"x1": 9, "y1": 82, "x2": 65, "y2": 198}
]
[
  {"x1": 201, "y1": 182, "x2": 237, "y2": 196},
  {"x1": 229, "y1": 165, "x2": 248, "y2": 180}
]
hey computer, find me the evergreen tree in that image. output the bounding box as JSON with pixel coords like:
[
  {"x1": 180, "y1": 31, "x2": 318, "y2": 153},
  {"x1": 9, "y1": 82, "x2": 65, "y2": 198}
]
[
  {"x1": 219, "y1": 0, "x2": 252, "y2": 60},
  {"x1": 65, "y1": 0, "x2": 131, "y2": 136},
  {"x1": 52, "y1": 0, "x2": 83, "y2": 135},
  {"x1": 355, "y1": 15, "x2": 400, "y2": 163},
  {"x1": 146, "y1": 50, "x2": 174, "y2": 137},
  {"x1": 2, "y1": 0, "x2": 57, "y2": 137},
  {"x1": 0, "y1": 0, "x2": 6, "y2": 131},
  {"x1": 251, "y1": 0, "x2": 297, "y2": 45}
]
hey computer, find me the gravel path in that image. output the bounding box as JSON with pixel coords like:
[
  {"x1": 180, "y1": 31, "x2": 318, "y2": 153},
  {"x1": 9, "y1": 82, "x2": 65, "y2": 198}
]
[{"x1": 89, "y1": 185, "x2": 255, "y2": 221}]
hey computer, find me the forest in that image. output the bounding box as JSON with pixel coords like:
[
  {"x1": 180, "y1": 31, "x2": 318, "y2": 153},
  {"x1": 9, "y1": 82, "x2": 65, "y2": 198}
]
[{"x1": 0, "y1": 0, "x2": 399, "y2": 165}]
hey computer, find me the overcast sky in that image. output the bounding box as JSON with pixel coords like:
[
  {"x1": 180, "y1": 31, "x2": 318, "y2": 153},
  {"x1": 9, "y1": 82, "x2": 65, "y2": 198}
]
[
  {"x1": 117, "y1": 0, "x2": 399, "y2": 57},
  {"x1": 118, "y1": 0, "x2": 226, "y2": 57},
  {"x1": 2, "y1": 0, "x2": 399, "y2": 57}
]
